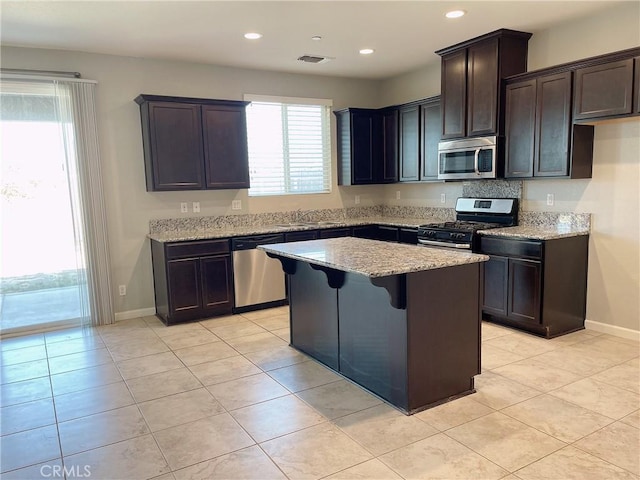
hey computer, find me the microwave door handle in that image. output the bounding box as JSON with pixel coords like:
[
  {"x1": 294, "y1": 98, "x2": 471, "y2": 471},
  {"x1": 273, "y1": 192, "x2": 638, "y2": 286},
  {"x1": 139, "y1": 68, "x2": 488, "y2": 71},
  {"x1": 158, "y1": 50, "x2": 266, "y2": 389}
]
[{"x1": 474, "y1": 148, "x2": 481, "y2": 176}]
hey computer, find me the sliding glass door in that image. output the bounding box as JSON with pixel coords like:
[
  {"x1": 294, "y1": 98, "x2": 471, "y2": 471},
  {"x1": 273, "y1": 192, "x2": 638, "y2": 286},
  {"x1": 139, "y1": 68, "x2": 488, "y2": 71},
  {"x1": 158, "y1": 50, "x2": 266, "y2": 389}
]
[{"x1": 0, "y1": 82, "x2": 87, "y2": 334}]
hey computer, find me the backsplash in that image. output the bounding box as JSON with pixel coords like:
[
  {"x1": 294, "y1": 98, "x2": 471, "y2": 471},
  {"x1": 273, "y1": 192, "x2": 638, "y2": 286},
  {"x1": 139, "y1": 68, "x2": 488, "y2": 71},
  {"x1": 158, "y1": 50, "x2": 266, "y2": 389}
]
[
  {"x1": 462, "y1": 179, "x2": 523, "y2": 201},
  {"x1": 149, "y1": 202, "x2": 590, "y2": 234},
  {"x1": 520, "y1": 211, "x2": 591, "y2": 230}
]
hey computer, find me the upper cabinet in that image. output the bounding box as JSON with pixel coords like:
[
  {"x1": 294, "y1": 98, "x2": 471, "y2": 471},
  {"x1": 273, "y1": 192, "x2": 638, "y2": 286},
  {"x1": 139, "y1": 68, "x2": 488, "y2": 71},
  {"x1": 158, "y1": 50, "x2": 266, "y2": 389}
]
[
  {"x1": 573, "y1": 56, "x2": 637, "y2": 121},
  {"x1": 335, "y1": 108, "x2": 398, "y2": 185},
  {"x1": 505, "y1": 72, "x2": 593, "y2": 179},
  {"x1": 135, "y1": 95, "x2": 250, "y2": 191},
  {"x1": 398, "y1": 97, "x2": 441, "y2": 182},
  {"x1": 436, "y1": 29, "x2": 532, "y2": 140}
]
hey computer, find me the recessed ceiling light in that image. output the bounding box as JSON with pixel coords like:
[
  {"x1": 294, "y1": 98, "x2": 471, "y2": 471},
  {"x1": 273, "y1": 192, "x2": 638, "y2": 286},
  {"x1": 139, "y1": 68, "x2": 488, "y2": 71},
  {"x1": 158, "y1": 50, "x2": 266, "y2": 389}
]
[
  {"x1": 244, "y1": 32, "x2": 263, "y2": 40},
  {"x1": 445, "y1": 10, "x2": 466, "y2": 19},
  {"x1": 311, "y1": 36, "x2": 323, "y2": 41},
  {"x1": 359, "y1": 48, "x2": 375, "y2": 55}
]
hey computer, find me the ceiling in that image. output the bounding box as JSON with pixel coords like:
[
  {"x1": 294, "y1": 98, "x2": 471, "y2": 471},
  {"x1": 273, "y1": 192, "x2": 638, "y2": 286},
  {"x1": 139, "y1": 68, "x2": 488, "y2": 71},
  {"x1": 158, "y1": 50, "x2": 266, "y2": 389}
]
[{"x1": 0, "y1": 1, "x2": 621, "y2": 80}]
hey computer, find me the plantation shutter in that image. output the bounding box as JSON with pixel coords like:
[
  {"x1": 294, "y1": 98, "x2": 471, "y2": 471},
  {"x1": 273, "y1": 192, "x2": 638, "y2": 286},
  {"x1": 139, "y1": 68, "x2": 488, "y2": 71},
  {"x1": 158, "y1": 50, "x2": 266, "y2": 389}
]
[{"x1": 244, "y1": 95, "x2": 332, "y2": 196}]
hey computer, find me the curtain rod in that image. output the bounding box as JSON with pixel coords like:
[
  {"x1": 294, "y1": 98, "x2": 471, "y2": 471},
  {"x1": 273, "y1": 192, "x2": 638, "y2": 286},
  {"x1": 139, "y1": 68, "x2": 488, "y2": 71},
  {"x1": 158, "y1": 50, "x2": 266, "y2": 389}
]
[{"x1": 0, "y1": 68, "x2": 81, "y2": 78}]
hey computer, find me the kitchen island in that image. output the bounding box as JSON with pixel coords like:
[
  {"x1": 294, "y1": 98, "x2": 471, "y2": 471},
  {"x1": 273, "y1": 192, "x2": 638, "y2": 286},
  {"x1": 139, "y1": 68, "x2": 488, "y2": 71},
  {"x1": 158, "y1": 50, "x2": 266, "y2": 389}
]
[{"x1": 260, "y1": 237, "x2": 489, "y2": 414}]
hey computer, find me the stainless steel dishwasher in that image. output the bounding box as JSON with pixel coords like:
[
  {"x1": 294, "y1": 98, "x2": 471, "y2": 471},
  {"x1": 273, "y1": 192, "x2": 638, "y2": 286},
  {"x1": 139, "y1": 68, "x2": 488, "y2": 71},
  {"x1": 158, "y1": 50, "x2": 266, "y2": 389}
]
[{"x1": 231, "y1": 234, "x2": 286, "y2": 311}]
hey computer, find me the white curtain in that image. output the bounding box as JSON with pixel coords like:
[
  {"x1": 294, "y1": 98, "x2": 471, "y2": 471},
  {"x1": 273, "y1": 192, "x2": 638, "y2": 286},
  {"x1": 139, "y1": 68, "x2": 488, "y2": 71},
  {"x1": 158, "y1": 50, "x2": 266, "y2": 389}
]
[
  {"x1": 1, "y1": 74, "x2": 114, "y2": 327},
  {"x1": 55, "y1": 80, "x2": 114, "y2": 327}
]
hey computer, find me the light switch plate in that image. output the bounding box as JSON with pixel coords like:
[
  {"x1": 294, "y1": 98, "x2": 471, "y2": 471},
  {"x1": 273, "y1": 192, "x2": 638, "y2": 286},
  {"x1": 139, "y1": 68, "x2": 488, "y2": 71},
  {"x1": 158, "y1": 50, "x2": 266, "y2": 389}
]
[
  {"x1": 440, "y1": 193, "x2": 446, "y2": 204},
  {"x1": 354, "y1": 195, "x2": 360, "y2": 205},
  {"x1": 232, "y1": 200, "x2": 242, "y2": 210},
  {"x1": 180, "y1": 202, "x2": 188, "y2": 213},
  {"x1": 192, "y1": 202, "x2": 200, "y2": 213},
  {"x1": 546, "y1": 194, "x2": 554, "y2": 206}
]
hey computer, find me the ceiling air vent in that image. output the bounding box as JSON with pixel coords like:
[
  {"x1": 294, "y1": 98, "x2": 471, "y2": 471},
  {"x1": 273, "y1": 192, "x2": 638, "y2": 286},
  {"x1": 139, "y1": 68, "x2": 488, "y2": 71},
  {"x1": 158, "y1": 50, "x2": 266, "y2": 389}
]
[{"x1": 297, "y1": 54, "x2": 332, "y2": 64}]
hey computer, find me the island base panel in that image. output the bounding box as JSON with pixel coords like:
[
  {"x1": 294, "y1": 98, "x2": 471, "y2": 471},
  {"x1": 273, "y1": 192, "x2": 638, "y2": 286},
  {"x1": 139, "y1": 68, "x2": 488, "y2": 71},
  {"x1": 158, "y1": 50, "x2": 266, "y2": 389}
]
[
  {"x1": 289, "y1": 261, "x2": 339, "y2": 370},
  {"x1": 339, "y1": 273, "x2": 409, "y2": 411},
  {"x1": 406, "y1": 264, "x2": 482, "y2": 411}
]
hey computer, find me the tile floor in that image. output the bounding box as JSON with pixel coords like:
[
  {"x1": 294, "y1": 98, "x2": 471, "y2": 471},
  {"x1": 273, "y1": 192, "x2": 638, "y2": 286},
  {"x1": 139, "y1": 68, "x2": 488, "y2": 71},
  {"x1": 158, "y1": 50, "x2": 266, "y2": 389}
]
[{"x1": 1, "y1": 307, "x2": 638, "y2": 480}]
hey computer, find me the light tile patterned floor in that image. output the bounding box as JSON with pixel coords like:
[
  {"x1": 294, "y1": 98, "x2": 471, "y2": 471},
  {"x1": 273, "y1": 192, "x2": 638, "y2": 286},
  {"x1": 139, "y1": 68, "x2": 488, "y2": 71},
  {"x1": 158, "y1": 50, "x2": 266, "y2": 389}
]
[{"x1": 1, "y1": 308, "x2": 638, "y2": 480}]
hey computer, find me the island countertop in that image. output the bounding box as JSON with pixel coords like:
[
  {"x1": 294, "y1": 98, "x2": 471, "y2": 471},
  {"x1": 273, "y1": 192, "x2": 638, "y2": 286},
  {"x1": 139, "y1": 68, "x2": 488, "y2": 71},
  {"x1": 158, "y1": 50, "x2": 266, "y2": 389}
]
[{"x1": 259, "y1": 237, "x2": 489, "y2": 278}]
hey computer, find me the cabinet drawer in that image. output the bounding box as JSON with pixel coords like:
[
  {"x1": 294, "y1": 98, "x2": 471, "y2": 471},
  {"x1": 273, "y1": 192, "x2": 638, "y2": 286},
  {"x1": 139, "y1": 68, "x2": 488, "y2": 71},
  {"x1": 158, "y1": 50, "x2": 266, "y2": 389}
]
[
  {"x1": 165, "y1": 239, "x2": 230, "y2": 259},
  {"x1": 479, "y1": 236, "x2": 542, "y2": 260}
]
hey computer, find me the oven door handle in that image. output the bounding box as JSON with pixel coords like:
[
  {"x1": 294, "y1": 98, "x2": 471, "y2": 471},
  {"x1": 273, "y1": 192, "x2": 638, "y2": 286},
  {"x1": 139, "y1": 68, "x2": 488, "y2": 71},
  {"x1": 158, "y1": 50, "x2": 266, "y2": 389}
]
[
  {"x1": 417, "y1": 239, "x2": 471, "y2": 249},
  {"x1": 474, "y1": 148, "x2": 481, "y2": 176}
]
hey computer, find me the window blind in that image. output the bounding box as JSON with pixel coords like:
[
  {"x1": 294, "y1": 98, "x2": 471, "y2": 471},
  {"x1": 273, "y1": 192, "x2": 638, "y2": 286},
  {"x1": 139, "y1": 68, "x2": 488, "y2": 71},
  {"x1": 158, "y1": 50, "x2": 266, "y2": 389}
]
[{"x1": 245, "y1": 97, "x2": 331, "y2": 196}]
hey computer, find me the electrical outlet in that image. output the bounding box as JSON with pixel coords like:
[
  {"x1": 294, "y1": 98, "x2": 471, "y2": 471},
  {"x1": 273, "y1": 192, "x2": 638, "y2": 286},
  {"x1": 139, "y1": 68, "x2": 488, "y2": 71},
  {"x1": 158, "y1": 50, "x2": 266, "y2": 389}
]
[
  {"x1": 180, "y1": 202, "x2": 188, "y2": 213},
  {"x1": 118, "y1": 285, "x2": 126, "y2": 296},
  {"x1": 546, "y1": 193, "x2": 555, "y2": 206},
  {"x1": 440, "y1": 193, "x2": 446, "y2": 204},
  {"x1": 232, "y1": 200, "x2": 242, "y2": 210},
  {"x1": 396, "y1": 191, "x2": 401, "y2": 200},
  {"x1": 192, "y1": 202, "x2": 200, "y2": 213},
  {"x1": 354, "y1": 195, "x2": 360, "y2": 205}
]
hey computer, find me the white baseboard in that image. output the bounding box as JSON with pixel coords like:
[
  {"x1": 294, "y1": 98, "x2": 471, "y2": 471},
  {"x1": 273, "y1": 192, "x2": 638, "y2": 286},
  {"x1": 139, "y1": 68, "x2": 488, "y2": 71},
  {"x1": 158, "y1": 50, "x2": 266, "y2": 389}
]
[
  {"x1": 115, "y1": 307, "x2": 156, "y2": 322},
  {"x1": 585, "y1": 319, "x2": 640, "y2": 342}
]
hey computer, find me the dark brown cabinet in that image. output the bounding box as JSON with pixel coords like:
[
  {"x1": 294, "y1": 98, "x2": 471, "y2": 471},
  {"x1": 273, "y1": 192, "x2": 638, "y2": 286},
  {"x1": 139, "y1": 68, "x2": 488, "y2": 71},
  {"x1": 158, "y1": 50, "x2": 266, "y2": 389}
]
[
  {"x1": 318, "y1": 228, "x2": 351, "y2": 239},
  {"x1": 505, "y1": 72, "x2": 594, "y2": 179},
  {"x1": 420, "y1": 98, "x2": 442, "y2": 181},
  {"x1": 479, "y1": 235, "x2": 588, "y2": 338},
  {"x1": 635, "y1": 57, "x2": 640, "y2": 113},
  {"x1": 573, "y1": 58, "x2": 635, "y2": 120},
  {"x1": 136, "y1": 95, "x2": 250, "y2": 191},
  {"x1": 381, "y1": 108, "x2": 399, "y2": 183},
  {"x1": 436, "y1": 29, "x2": 531, "y2": 140},
  {"x1": 151, "y1": 239, "x2": 233, "y2": 325},
  {"x1": 399, "y1": 104, "x2": 420, "y2": 181},
  {"x1": 285, "y1": 231, "x2": 318, "y2": 242},
  {"x1": 336, "y1": 108, "x2": 398, "y2": 186},
  {"x1": 398, "y1": 97, "x2": 441, "y2": 183}
]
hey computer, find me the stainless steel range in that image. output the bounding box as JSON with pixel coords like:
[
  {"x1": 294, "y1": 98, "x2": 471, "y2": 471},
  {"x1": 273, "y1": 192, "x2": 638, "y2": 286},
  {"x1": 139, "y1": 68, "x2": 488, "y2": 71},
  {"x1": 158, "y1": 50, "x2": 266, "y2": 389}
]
[{"x1": 417, "y1": 198, "x2": 518, "y2": 251}]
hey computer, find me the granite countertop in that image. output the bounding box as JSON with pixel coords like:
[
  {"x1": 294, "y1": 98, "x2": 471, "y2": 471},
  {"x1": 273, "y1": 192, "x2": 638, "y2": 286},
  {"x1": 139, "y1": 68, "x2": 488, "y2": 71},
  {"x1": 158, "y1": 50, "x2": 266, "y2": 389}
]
[
  {"x1": 479, "y1": 224, "x2": 590, "y2": 240},
  {"x1": 259, "y1": 237, "x2": 489, "y2": 278},
  {"x1": 147, "y1": 216, "x2": 435, "y2": 243}
]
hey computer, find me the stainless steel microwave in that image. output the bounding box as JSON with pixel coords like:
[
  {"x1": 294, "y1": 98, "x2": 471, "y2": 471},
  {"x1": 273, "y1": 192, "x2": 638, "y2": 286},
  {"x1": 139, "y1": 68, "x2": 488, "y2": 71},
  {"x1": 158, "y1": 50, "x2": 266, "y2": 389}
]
[{"x1": 438, "y1": 136, "x2": 498, "y2": 180}]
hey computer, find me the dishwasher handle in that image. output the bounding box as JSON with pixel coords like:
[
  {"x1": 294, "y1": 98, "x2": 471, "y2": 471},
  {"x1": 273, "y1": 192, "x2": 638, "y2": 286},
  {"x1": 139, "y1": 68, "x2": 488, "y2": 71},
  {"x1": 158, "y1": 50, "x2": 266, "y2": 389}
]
[{"x1": 231, "y1": 234, "x2": 285, "y2": 251}]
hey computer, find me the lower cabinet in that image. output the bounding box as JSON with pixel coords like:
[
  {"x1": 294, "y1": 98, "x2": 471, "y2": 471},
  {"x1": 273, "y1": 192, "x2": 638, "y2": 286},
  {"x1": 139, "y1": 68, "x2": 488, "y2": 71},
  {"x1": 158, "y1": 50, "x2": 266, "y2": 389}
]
[
  {"x1": 479, "y1": 235, "x2": 588, "y2": 338},
  {"x1": 151, "y1": 239, "x2": 233, "y2": 325},
  {"x1": 351, "y1": 225, "x2": 418, "y2": 243},
  {"x1": 285, "y1": 231, "x2": 318, "y2": 242}
]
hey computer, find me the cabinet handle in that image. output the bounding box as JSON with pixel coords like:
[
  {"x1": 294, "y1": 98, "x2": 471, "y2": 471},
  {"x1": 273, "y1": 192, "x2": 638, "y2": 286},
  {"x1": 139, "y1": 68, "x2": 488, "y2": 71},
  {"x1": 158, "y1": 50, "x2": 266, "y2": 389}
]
[{"x1": 474, "y1": 148, "x2": 481, "y2": 176}]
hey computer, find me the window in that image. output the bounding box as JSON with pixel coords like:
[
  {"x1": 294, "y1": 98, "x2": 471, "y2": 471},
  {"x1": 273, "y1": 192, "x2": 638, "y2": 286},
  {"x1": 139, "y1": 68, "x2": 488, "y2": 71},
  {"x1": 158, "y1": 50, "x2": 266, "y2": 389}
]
[{"x1": 244, "y1": 95, "x2": 331, "y2": 196}]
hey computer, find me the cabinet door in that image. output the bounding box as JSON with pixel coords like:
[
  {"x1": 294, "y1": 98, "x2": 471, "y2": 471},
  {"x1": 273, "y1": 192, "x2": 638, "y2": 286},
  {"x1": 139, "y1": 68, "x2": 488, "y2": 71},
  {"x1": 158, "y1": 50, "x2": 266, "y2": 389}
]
[
  {"x1": 318, "y1": 228, "x2": 351, "y2": 239},
  {"x1": 508, "y1": 258, "x2": 542, "y2": 324},
  {"x1": 399, "y1": 105, "x2": 420, "y2": 182},
  {"x1": 398, "y1": 228, "x2": 418, "y2": 244},
  {"x1": 167, "y1": 258, "x2": 202, "y2": 315},
  {"x1": 505, "y1": 80, "x2": 536, "y2": 178},
  {"x1": 147, "y1": 102, "x2": 204, "y2": 190},
  {"x1": 351, "y1": 225, "x2": 378, "y2": 239},
  {"x1": 467, "y1": 38, "x2": 499, "y2": 137},
  {"x1": 202, "y1": 104, "x2": 250, "y2": 189},
  {"x1": 634, "y1": 57, "x2": 640, "y2": 113},
  {"x1": 573, "y1": 59, "x2": 634, "y2": 120},
  {"x1": 482, "y1": 256, "x2": 509, "y2": 317},
  {"x1": 375, "y1": 226, "x2": 399, "y2": 242},
  {"x1": 200, "y1": 255, "x2": 233, "y2": 313},
  {"x1": 381, "y1": 109, "x2": 399, "y2": 183},
  {"x1": 285, "y1": 231, "x2": 318, "y2": 242},
  {"x1": 534, "y1": 72, "x2": 572, "y2": 177},
  {"x1": 441, "y1": 50, "x2": 467, "y2": 139},
  {"x1": 420, "y1": 100, "x2": 441, "y2": 181},
  {"x1": 351, "y1": 111, "x2": 377, "y2": 184}
]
